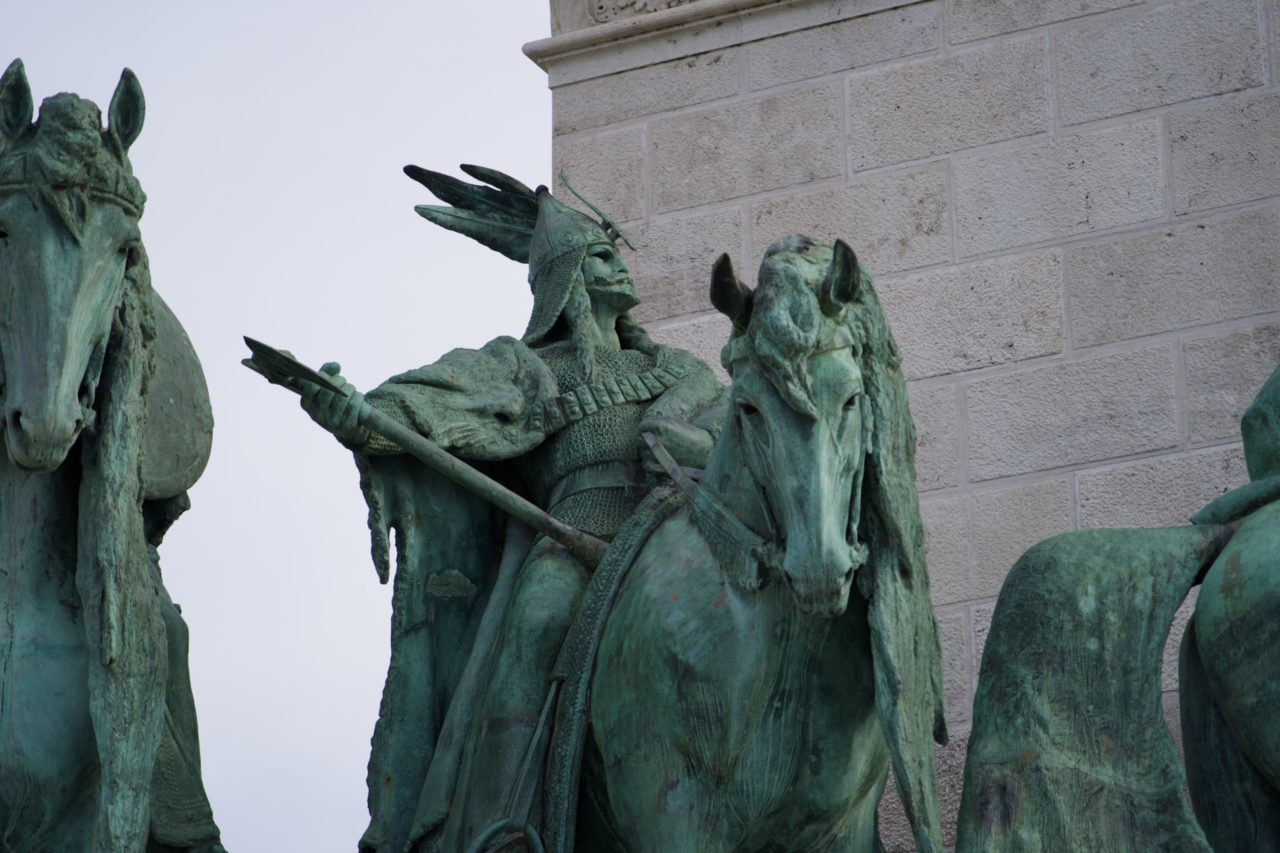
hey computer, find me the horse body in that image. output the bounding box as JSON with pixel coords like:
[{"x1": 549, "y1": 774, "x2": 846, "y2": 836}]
[{"x1": 578, "y1": 237, "x2": 923, "y2": 852}]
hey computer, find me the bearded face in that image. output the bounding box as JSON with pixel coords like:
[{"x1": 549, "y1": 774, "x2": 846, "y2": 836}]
[{"x1": 581, "y1": 241, "x2": 639, "y2": 314}]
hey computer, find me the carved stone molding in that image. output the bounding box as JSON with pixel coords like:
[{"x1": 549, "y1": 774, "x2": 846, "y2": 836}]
[
  {"x1": 591, "y1": 0, "x2": 702, "y2": 25},
  {"x1": 551, "y1": 0, "x2": 705, "y2": 35},
  {"x1": 532, "y1": 0, "x2": 921, "y2": 86}
]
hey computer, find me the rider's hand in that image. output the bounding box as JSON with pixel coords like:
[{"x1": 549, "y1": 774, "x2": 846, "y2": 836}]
[
  {"x1": 637, "y1": 416, "x2": 714, "y2": 473},
  {"x1": 299, "y1": 362, "x2": 369, "y2": 445}
]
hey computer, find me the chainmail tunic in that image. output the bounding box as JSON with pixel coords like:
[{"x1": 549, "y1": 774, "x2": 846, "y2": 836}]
[{"x1": 517, "y1": 343, "x2": 655, "y2": 539}]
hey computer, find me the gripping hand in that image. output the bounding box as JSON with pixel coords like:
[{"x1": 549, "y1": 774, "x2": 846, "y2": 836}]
[{"x1": 299, "y1": 362, "x2": 370, "y2": 445}]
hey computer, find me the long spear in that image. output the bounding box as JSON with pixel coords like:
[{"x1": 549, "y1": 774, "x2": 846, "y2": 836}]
[{"x1": 241, "y1": 337, "x2": 609, "y2": 568}]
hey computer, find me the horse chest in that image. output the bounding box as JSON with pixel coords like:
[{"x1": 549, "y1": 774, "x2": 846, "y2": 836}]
[
  {"x1": 0, "y1": 463, "x2": 96, "y2": 840},
  {"x1": 686, "y1": 590, "x2": 883, "y2": 818}
]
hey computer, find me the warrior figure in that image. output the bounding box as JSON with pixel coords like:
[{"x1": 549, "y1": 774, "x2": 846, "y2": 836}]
[{"x1": 299, "y1": 166, "x2": 722, "y2": 852}]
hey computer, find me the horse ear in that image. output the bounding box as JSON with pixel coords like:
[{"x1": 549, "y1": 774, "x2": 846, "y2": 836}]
[
  {"x1": 107, "y1": 68, "x2": 145, "y2": 154},
  {"x1": 0, "y1": 59, "x2": 34, "y2": 144},
  {"x1": 710, "y1": 253, "x2": 754, "y2": 332},
  {"x1": 819, "y1": 239, "x2": 860, "y2": 317}
]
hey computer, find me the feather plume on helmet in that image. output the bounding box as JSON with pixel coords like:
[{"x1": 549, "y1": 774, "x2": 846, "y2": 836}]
[{"x1": 405, "y1": 164, "x2": 637, "y2": 348}]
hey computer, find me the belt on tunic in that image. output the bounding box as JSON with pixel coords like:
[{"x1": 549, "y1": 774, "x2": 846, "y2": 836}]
[{"x1": 546, "y1": 461, "x2": 644, "y2": 510}]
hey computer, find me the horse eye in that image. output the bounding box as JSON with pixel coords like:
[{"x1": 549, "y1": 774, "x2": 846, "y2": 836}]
[
  {"x1": 739, "y1": 402, "x2": 759, "y2": 417},
  {"x1": 843, "y1": 395, "x2": 859, "y2": 411}
]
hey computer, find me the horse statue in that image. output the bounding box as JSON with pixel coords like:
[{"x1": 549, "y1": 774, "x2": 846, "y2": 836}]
[
  {"x1": 530, "y1": 236, "x2": 948, "y2": 852},
  {"x1": 0, "y1": 59, "x2": 223, "y2": 852},
  {"x1": 956, "y1": 363, "x2": 1280, "y2": 850}
]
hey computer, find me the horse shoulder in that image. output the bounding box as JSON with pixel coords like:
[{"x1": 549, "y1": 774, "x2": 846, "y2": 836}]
[
  {"x1": 142, "y1": 293, "x2": 213, "y2": 500},
  {"x1": 608, "y1": 507, "x2": 748, "y2": 678}
]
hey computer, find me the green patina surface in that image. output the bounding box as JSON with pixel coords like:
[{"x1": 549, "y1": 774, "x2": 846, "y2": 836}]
[
  {"x1": 290, "y1": 162, "x2": 946, "y2": 851},
  {"x1": 0, "y1": 59, "x2": 222, "y2": 852},
  {"x1": 959, "y1": 363, "x2": 1280, "y2": 851}
]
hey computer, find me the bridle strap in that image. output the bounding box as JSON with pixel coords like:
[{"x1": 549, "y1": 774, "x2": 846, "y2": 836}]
[{"x1": 643, "y1": 432, "x2": 777, "y2": 590}]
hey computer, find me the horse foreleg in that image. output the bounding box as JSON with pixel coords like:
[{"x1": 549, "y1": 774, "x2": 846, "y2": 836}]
[{"x1": 597, "y1": 741, "x2": 735, "y2": 853}]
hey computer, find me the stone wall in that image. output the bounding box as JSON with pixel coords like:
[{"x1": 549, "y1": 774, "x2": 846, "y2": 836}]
[{"x1": 527, "y1": 0, "x2": 1280, "y2": 845}]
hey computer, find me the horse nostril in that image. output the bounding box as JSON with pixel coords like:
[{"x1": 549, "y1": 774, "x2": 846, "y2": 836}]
[{"x1": 7, "y1": 409, "x2": 23, "y2": 437}]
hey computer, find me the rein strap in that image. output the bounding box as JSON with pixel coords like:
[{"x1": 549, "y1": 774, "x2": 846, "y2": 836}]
[{"x1": 642, "y1": 432, "x2": 776, "y2": 590}]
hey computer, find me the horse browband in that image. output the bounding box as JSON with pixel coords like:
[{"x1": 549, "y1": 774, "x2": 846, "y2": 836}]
[
  {"x1": 723, "y1": 323, "x2": 856, "y2": 366},
  {"x1": 0, "y1": 151, "x2": 144, "y2": 217}
]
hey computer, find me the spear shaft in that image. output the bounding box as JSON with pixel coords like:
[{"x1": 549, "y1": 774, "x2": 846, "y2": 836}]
[{"x1": 242, "y1": 337, "x2": 609, "y2": 568}]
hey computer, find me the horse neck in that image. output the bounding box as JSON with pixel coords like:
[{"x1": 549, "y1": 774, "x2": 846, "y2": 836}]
[
  {"x1": 0, "y1": 454, "x2": 81, "y2": 587},
  {"x1": 699, "y1": 406, "x2": 773, "y2": 544}
]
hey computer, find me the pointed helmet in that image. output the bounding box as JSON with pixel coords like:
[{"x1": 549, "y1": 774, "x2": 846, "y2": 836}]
[
  {"x1": 404, "y1": 164, "x2": 633, "y2": 345},
  {"x1": 523, "y1": 188, "x2": 619, "y2": 344}
]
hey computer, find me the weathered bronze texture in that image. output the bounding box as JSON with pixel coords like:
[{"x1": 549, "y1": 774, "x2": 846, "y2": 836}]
[{"x1": 0, "y1": 59, "x2": 223, "y2": 852}]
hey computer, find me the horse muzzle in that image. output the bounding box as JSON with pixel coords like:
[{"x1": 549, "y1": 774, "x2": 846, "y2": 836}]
[
  {"x1": 3, "y1": 406, "x2": 83, "y2": 471},
  {"x1": 781, "y1": 560, "x2": 857, "y2": 618}
]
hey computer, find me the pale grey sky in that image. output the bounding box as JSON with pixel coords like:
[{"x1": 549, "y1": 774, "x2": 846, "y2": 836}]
[{"x1": 6, "y1": 3, "x2": 549, "y2": 849}]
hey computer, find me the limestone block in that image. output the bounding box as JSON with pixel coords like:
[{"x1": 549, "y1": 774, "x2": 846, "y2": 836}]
[
  {"x1": 1076, "y1": 446, "x2": 1249, "y2": 530},
  {"x1": 967, "y1": 345, "x2": 1179, "y2": 480},
  {"x1": 1056, "y1": 0, "x2": 1263, "y2": 125},
  {"x1": 648, "y1": 311, "x2": 732, "y2": 383},
  {"x1": 847, "y1": 36, "x2": 1048, "y2": 171},
  {"x1": 1273, "y1": 0, "x2": 1280, "y2": 87},
  {"x1": 937, "y1": 608, "x2": 972, "y2": 728},
  {"x1": 877, "y1": 727, "x2": 969, "y2": 851},
  {"x1": 625, "y1": 206, "x2": 744, "y2": 322},
  {"x1": 552, "y1": 49, "x2": 740, "y2": 134},
  {"x1": 972, "y1": 601, "x2": 995, "y2": 670},
  {"x1": 649, "y1": 83, "x2": 844, "y2": 212},
  {"x1": 1162, "y1": 690, "x2": 1185, "y2": 763},
  {"x1": 953, "y1": 121, "x2": 1164, "y2": 257},
  {"x1": 553, "y1": 126, "x2": 646, "y2": 224},
  {"x1": 949, "y1": 0, "x2": 1140, "y2": 43},
  {"x1": 922, "y1": 495, "x2": 972, "y2": 607},
  {"x1": 921, "y1": 478, "x2": 1073, "y2": 603},
  {"x1": 750, "y1": 165, "x2": 949, "y2": 276},
  {"x1": 1171, "y1": 92, "x2": 1280, "y2": 215},
  {"x1": 907, "y1": 382, "x2": 960, "y2": 491},
  {"x1": 1163, "y1": 588, "x2": 1200, "y2": 693},
  {"x1": 878, "y1": 250, "x2": 1063, "y2": 381},
  {"x1": 1185, "y1": 323, "x2": 1280, "y2": 444},
  {"x1": 969, "y1": 478, "x2": 1073, "y2": 599},
  {"x1": 1067, "y1": 208, "x2": 1280, "y2": 348},
  {"x1": 746, "y1": 2, "x2": 941, "y2": 90}
]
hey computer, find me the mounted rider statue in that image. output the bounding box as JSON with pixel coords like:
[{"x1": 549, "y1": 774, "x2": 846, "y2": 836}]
[{"x1": 297, "y1": 165, "x2": 723, "y2": 853}]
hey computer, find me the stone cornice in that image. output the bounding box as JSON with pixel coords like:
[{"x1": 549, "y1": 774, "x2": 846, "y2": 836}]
[{"x1": 526, "y1": 0, "x2": 921, "y2": 87}]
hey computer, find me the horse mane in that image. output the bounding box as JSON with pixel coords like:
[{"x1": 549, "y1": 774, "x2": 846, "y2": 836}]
[{"x1": 847, "y1": 260, "x2": 949, "y2": 846}]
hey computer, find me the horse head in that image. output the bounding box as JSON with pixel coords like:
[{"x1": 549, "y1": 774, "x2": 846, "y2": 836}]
[
  {"x1": 710, "y1": 235, "x2": 873, "y2": 617},
  {"x1": 0, "y1": 59, "x2": 147, "y2": 472}
]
